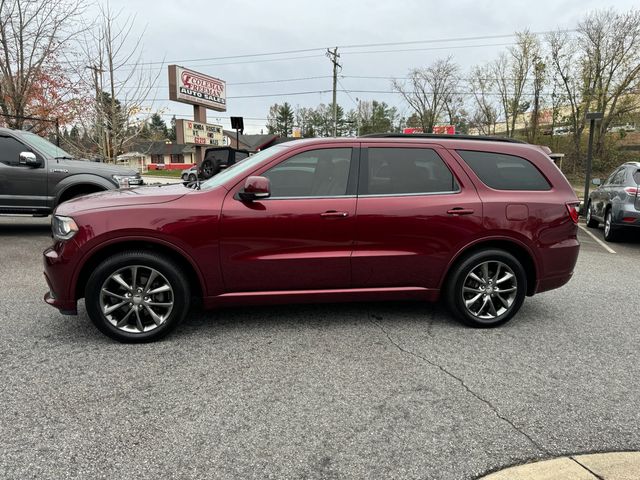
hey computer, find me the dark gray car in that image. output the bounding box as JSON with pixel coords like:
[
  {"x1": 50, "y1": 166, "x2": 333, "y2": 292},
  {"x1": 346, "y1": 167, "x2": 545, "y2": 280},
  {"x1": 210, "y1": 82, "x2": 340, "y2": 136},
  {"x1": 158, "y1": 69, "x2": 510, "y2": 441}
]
[
  {"x1": 0, "y1": 128, "x2": 142, "y2": 215},
  {"x1": 586, "y1": 161, "x2": 640, "y2": 241}
]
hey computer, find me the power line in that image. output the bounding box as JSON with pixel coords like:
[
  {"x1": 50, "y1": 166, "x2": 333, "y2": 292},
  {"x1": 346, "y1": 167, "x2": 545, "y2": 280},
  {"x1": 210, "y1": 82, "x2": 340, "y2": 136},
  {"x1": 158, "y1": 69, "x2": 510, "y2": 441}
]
[
  {"x1": 122, "y1": 29, "x2": 572, "y2": 67},
  {"x1": 341, "y1": 42, "x2": 516, "y2": 56}
]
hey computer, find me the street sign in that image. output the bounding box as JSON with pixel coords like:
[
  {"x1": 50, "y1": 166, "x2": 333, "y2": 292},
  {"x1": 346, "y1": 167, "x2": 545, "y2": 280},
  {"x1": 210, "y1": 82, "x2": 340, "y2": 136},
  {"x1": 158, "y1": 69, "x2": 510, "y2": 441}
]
[{"x1": 176, "y1": 119, "x2": 224, "y2": 146}]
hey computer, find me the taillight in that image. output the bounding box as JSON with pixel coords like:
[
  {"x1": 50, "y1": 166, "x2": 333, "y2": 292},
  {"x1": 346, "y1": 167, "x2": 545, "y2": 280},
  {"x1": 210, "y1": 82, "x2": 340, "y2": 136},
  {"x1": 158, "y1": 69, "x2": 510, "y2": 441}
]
[
  {"x1": 566, "y1": 202, "x2": 579, "y2": 224},
  {"x1": 624, "y1": 186, "x2": 639, "y2": 195}
]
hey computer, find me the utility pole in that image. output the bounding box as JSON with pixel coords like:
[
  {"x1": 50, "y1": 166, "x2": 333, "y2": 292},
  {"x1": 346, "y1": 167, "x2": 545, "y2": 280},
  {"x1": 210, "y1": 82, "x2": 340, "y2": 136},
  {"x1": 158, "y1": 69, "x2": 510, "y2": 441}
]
[{"x1": 326, "y1": 47, "x2": 341, "y2": 137}]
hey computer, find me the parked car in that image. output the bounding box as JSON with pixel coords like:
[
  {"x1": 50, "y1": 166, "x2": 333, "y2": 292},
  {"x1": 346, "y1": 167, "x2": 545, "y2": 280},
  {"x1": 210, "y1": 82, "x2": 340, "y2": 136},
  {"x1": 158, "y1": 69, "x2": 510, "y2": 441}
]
[
  {"x1": 199, "y1": 146, "x2": 251, "y2": 179},
  {"x1": 607, "y1": 124, "x2": 636, "y2": 133},
  {"x1": 180, "y1": 165, "x2": 198, "y2": 182},
  {"x1": 0, "y1": 127, "x2": 142, "y2": 215},
  {"x1": 553, "y1": 126, "x2": 572, "y2": 136},
  {"x1": 44, "y1": 134, "x2": 580, "y2": 342},
  {"x1": 585, "y1": 161, "x2": 640, "y2": 241}
]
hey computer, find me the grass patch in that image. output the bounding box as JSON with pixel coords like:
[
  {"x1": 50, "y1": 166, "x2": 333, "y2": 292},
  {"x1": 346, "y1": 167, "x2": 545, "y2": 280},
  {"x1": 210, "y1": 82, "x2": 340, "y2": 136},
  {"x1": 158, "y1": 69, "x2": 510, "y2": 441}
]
[{"x1": 143, "y1": 169, "x2": 184, "y2": 178}]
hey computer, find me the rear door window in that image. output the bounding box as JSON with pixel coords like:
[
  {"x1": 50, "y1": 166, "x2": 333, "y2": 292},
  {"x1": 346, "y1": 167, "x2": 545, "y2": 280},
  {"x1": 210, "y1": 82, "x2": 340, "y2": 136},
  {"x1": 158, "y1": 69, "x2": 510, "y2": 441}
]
[
  {"x1": 362, "y1": 147, "x2": 458, "y2": 195},
  {"x1": 457, "y1": 150, "x2": 551, "y2": 191}
]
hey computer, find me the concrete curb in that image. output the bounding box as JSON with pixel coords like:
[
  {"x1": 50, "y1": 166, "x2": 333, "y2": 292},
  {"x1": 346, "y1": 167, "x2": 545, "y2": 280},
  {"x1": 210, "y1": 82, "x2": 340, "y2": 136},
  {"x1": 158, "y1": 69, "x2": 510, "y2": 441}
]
[{"x1": 479, "y1": 451, "x2": 640, "y2": 479}]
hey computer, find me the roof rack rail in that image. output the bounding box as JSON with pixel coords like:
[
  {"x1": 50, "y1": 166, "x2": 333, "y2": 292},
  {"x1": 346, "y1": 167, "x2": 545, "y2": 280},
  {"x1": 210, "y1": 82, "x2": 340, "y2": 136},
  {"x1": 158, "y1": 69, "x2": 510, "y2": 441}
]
[{"x1": 360, "y1": 133, "x2": 527, "y2": 144}]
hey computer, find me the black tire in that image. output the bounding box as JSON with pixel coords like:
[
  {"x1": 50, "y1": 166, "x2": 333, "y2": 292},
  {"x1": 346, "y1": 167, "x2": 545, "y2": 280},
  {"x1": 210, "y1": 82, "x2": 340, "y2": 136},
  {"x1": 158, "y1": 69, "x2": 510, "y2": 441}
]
[
  {"x1": 188, "y1": 173, "x2": 197, "y2": 182},
  {"x1": 181, "y1": 174, "x2": 188, "y2": 181},
  {"x1": 585, "y1": 202, "x2": 599, "y2": 228},
  {"x1": 85, "y1": 250, "x2": 191, "y2": 343},
  {"x1": 445, "y1": 249, "x2": 527, "y2": 328},
  {"x1": 200, "y1": 158, "x2": 220, "y2": 179},
  {"x1": 603, "y1": 209, "x2": 620, "y2": 242}
]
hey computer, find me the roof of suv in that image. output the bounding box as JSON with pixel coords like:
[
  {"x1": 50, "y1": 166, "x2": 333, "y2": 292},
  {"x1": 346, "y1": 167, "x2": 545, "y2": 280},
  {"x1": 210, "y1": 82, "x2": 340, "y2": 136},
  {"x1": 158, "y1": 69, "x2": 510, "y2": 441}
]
[{"x1": 274, "y1": 134, "x2": 542, "y2": 156}]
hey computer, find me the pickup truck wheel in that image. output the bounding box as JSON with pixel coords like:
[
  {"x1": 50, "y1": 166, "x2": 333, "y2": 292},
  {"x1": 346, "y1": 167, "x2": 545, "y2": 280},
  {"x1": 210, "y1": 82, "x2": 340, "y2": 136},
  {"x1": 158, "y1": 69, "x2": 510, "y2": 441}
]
[
  {"x1": 445, "y1": 249, "x2": 526, "y2": 328},
  {"x1": 85, "y1": 251, "x2": 190, "y2": 343}
]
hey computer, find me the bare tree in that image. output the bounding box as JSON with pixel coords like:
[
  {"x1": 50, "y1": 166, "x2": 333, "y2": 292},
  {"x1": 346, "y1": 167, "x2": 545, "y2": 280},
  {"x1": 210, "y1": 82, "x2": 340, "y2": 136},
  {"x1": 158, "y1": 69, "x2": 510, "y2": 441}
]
[
  {"x1": 548, "y1": 9, "x2": 640, "y2": 164},
  {"x1": 393, "y1": 56, "x2": 460, "y2": 132},
  {"x1": 0, "y1": 0, "x2": 85, "y2": 131},
  {"x1": 492, "y1": 31, "x2": 539, "y2": 137},
  {"x1": 468, "y1": 64, "x2": 498, "y2": 135},
  {"x1": 526, "y1": 54, "x2": 546, "y2": 142},
  {"x1": 75, "y1": 4, "x2": 161, "y2": 162}
]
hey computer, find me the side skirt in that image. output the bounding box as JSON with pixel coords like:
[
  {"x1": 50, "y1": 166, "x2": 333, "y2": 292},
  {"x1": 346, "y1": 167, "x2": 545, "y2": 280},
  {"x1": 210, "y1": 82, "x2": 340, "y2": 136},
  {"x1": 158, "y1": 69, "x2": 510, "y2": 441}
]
[{"x1": 203, "y1": 287, "x2": 439, "y2": 309}]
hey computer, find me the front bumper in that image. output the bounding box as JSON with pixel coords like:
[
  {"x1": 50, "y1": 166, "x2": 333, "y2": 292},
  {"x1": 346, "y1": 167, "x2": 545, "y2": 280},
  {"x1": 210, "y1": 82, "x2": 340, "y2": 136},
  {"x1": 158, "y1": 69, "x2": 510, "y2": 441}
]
[{"x1": 43, "y1": 241, "x2": 80, "y2": 315}]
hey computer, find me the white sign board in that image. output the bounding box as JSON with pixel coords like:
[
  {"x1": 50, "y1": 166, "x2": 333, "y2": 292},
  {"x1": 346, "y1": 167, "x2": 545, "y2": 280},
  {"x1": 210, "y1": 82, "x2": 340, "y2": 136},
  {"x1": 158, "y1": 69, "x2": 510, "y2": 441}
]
[{"x1": 176, "y1": 119, "x2": 224, "y2": 146}]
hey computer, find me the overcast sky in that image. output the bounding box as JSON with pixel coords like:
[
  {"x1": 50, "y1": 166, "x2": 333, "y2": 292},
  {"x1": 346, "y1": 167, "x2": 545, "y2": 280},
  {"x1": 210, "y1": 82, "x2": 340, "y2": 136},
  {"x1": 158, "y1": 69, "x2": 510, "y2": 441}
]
[{"x1": 95, "y1": 0, "x2": 638, "y2": 134}]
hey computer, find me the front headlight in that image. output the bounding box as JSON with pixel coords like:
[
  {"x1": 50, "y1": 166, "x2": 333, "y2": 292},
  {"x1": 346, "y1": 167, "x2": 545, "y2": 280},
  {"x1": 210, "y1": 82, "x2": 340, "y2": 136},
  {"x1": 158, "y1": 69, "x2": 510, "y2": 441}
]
[
  {"x1": 52, "y1": 215, "x2": 79, "y2": 241},
  {"x1": 113, "y1": 174, "x2": 143, "y2": 187}
]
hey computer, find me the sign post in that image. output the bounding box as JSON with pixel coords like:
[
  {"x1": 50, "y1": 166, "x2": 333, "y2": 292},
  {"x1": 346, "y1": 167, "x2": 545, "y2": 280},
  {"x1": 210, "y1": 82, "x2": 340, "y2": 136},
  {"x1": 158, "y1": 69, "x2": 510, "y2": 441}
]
[
  {"x1": 168, "y1": 65, "x2": 226, "y2": 164},
  {"x1": 583, "y1": 112, "x2": 604, "y2": 215}
]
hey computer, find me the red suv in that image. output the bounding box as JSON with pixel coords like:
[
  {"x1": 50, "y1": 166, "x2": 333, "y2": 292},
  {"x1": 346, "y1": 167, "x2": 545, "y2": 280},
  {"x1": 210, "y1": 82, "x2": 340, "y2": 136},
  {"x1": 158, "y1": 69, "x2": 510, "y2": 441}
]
[{"x1": 44, "y1": 135, "x2": 580, "y2": 342}]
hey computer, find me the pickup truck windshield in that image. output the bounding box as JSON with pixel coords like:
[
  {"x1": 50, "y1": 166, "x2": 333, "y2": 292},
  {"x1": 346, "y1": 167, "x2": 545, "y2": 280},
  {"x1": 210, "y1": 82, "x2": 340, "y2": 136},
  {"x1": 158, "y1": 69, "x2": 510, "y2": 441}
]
[
  {"x1": 18, "y1": 131, "x2": 74, "y2": 159},
  {"x1": 199, "y1": 146, "x2": 288, "y2": 191}
]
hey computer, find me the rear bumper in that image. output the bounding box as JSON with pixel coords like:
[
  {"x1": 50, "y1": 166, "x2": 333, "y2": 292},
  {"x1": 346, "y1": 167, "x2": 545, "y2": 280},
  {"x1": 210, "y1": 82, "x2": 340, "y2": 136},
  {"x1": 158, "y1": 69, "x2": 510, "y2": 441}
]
[
  {"x1": 613, "y1": 204, "x2": 640, "y2": 227},
  {"x1": 535, "y1": 238, "x2": 580, "y2": 294}
]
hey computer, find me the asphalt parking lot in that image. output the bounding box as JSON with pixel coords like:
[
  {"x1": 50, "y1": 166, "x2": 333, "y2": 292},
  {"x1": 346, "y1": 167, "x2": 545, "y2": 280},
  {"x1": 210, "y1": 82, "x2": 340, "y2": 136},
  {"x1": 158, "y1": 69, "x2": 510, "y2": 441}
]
[{"x1": 1, "y1": 216, "x2": 639, "y2": 480}]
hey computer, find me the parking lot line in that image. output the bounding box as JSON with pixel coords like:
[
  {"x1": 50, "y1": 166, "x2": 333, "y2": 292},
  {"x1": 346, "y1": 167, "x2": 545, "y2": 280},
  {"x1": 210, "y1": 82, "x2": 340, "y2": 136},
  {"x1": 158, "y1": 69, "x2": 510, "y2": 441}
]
[{"x1": 578, "y1": 224, "x2": 616, "y2": 254}]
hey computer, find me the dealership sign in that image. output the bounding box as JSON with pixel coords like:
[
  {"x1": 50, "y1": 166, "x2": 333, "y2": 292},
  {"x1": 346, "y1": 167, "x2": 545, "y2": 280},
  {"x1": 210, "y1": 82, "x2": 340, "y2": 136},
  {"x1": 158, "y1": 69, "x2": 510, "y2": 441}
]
[
  {"x1": 168, "y1": 65, "x2": 226, "y2": 111},
  {"x1": 176, "y1": 119, "x2": 224, "y2": 146},
  {"x1": 432, "y1": 125, "x2": 456, "y2": 135}
]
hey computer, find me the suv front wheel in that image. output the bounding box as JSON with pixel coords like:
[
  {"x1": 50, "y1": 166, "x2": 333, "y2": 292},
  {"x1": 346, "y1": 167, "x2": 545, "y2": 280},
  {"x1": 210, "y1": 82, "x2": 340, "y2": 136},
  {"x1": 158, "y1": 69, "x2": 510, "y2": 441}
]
[
  {"x1": 85, "y1": 250, "x2": 190, "y2": 342},
  {"x1": 445, "y1": 249, "x2": 527, "y2": 328}
]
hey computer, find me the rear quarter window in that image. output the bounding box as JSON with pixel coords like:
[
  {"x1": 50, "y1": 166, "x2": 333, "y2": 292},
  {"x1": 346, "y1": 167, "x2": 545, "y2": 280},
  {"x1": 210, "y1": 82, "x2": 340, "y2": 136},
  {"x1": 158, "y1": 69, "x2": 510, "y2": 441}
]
[{"x1": 457, "y1": 150, "x2": 551, "y2": 191}]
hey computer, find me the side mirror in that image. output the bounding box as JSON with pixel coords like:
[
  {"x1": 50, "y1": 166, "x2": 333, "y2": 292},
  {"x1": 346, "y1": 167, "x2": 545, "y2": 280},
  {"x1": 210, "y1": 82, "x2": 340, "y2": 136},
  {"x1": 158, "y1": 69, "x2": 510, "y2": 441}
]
[
  {"x1": 239, "y1": 176, "x2": 270, "y2": 201},
  {"x1": 19, "y1": 151, "x2": 42, "y2": 167},
  {"x1": 592, "y1": 178, "x2": 601, "y2": 186}
]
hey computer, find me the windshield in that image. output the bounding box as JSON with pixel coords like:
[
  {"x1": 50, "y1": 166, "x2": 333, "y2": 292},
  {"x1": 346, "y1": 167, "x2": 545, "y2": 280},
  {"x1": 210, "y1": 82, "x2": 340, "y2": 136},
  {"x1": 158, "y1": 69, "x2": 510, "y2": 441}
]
[
  {"x1": 18, "y1": 131, "x2": 74, "y2": 159},
  {"x1": 199, "y1": 146, "x2": 289, "y2": 191}
]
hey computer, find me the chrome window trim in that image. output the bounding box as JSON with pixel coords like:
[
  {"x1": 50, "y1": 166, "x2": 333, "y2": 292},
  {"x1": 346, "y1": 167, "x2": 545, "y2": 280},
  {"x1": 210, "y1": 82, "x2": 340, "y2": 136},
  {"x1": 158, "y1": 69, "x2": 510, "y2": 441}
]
[
  {"x1": 358, "y1": 190, "x2": 461, "y2": 198},
  {"x1": 262, "y1": 195, "x2": 357, "y2": 200}
]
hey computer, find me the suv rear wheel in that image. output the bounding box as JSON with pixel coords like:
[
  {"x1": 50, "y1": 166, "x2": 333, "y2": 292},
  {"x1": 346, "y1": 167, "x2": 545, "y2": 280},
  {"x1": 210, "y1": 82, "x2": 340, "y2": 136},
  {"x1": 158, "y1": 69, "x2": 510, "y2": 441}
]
[
  {"x1": 85, "y1": 250, "x2": 190, "y2": 343},
  {"x1": 603, "y1": 209, "x2": 620, "y2": 242},
  {"x1": 445, "y1": 249, "x2": 526, "y2": 328}
]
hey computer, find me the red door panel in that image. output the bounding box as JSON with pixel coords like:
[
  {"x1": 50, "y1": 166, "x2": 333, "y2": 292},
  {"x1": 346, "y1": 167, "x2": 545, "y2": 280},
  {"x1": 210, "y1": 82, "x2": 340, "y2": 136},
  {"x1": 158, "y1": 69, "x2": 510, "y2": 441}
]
[
  {"x1": 220, "y1": 197, "x2": 355, "y2": 292},
  {"x1": 352, "y1": 145, "x2": 483, "y2": 289}
]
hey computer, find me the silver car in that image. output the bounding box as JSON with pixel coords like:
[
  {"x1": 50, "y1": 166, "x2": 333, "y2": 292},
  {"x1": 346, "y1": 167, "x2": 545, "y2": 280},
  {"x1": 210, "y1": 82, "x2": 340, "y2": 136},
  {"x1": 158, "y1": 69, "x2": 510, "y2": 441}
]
[{"x1": 586, "y1": 161, "x2": 640, "y2": 241}]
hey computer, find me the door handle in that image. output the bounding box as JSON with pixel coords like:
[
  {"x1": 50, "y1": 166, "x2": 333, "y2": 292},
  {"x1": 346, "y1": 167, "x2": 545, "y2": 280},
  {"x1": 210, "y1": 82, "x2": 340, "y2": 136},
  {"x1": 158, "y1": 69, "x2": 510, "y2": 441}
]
[
  {"x1": 447, "y1": 208, "x2": 474, "y2": 216},
  {"x1": 321, "y1": 210, "x2": 349, "y2": 218}
]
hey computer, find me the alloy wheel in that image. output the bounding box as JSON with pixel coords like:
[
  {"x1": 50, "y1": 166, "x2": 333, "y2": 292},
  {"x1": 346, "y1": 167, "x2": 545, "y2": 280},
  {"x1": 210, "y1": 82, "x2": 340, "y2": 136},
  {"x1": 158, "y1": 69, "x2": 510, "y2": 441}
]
[
  {"x1": 605, "y1": 212, "x2": 611, "y2": 237},
  {"x1": 461, "y1": 261, "x2": 518, "y2": 321},
  {"x1": 99, "y1": 265, "x2": 174, "y2": 333}
]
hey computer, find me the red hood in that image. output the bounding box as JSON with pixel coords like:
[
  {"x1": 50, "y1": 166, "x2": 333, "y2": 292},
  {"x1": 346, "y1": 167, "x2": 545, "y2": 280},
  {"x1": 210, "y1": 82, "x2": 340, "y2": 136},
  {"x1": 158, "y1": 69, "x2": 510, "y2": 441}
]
[{"x1": 55, "y1": 184, "x2": 189, "y2": 215}]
